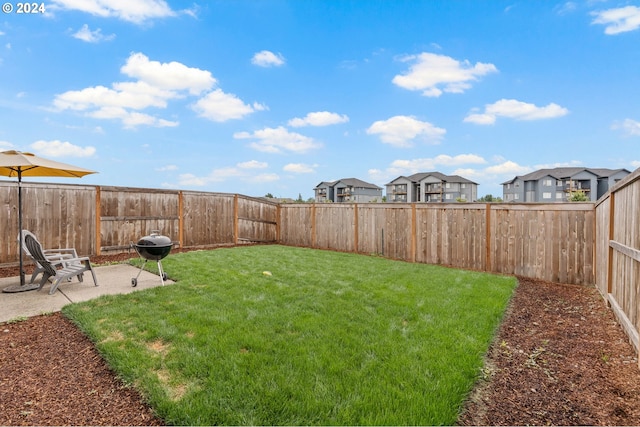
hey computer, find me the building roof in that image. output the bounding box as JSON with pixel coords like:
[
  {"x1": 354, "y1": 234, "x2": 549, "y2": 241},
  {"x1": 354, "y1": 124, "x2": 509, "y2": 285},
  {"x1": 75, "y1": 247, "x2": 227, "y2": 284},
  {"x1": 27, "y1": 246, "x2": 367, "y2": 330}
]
[
  {"x1": 501, "y1": 167, "x2": 631, "y2": 185},
  {"x1": 387, "y1": 171, "x2": 478, "y2": 185},
  {"x1": 315, "y1": 178, "x2": 381, "y2": 190},
  {"x1": 335, "y1": 178, "x2": 382, "y2": 189}
]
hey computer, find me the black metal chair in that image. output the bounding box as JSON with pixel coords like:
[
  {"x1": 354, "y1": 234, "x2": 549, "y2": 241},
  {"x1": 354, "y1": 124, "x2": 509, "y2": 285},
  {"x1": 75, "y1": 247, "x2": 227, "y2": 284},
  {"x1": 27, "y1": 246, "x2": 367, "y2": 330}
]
[{"x1": 24, "y1": 233, "x2": 98, "y2": 295}]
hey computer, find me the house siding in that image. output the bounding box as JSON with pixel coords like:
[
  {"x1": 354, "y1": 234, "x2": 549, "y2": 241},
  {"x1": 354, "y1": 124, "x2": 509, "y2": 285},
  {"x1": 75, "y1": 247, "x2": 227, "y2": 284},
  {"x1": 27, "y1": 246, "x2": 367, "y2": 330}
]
[{"x1": 502, "y1": 167, "x2": 631, "y2": 203}]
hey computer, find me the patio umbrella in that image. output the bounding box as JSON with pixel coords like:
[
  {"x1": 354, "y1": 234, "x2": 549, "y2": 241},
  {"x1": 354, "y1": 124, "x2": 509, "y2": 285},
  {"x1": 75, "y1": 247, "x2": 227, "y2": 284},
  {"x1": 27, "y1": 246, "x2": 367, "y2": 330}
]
[{"x1": 0, "y1": 150, "x2": 97, "y2": 292}]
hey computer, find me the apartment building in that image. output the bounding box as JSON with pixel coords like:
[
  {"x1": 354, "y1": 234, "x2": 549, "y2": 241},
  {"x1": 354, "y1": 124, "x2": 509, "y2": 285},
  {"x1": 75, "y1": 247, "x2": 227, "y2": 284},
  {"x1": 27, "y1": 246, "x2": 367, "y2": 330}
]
[
  {"x1": 314, "y1": 178, "x2": 383, "y2": 203},
  {"x1": 502, "y1": 167, "x2": 630, "y2": 202},
  {"x1": 386, "y1": 172, "x2": 478, "y2": 203}
]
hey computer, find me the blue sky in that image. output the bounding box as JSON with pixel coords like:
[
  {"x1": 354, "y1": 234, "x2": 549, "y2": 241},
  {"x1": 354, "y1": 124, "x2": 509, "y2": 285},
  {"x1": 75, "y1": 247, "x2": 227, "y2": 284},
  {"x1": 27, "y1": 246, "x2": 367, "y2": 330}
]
[{"x1": 1, "y1": 0, "x2": 639, "y2": 199}]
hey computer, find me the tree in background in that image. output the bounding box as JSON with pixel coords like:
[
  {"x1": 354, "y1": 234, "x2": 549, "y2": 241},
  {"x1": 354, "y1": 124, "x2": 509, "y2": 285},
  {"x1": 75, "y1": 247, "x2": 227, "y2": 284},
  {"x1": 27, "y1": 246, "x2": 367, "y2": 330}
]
[
  {"x1": 569, "y1": 190, "x2": 589, "y2": 202},
  {"x1": 477, "y1": 194, "x2": 503, "y2": 202}
]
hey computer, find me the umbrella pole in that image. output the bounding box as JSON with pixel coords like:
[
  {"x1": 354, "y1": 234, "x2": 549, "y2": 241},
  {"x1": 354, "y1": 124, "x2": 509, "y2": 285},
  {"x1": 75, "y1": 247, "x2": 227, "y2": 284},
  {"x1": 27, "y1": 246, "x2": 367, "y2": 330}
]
[
  {"x1": 2, "y1": 171, "x2": 39, "y2": 292},
  {"x1": 18, "y1": 172, "x2": 24, "y2": 287}
]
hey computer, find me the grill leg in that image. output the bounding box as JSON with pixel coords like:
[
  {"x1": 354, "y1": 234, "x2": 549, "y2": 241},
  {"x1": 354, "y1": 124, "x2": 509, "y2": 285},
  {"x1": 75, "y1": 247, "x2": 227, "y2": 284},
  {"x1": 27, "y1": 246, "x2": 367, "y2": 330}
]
[
  {"x1": 157, "y1": 260, "x2": 166, "y2": 286},
  {"x1": 131, "y1": 260, "x2": 147, "y2": 287}
]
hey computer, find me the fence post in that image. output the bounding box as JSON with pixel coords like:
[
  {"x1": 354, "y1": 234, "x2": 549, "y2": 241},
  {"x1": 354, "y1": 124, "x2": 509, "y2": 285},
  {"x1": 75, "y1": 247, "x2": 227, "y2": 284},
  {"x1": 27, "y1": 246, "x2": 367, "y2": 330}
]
[
  {"x1": 311, "y1": 203, "x2": 316, "y2": 248},
  {"x1": 485, "y1": 203, "x2": 491, "y2": 272},
  {"x1": 233, "y1": 194, "x2": 239, "y2": 245},
  {"x1": 354, "y1": 203, "x2": 359, "y2": 253},
  {"x1": 607, "y1": 191, "x2": 615, "y2": 294},
  {"x1": 95, "y1": 186, "x2": 101, "y2": 255},
  {"x1": 411, "y1": 203, "x2": 416, "y2": 263},
  {"x1": 276, "y1": 204, "x2": 281, "y2": 243},
  {"x1": 178, "y1": 190, "x2": 184, "y2": 249}
]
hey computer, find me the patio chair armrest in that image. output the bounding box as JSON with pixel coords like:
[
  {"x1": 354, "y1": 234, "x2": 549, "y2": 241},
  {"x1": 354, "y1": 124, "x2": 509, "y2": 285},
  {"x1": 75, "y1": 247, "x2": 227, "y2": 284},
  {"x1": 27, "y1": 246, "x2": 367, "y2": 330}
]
[
  {"x1": 44, "y1": 248, "x2": 79, "y2": 256},
  {"x1": 60, "y1": 256, "x2": 92, "y2": 264}
]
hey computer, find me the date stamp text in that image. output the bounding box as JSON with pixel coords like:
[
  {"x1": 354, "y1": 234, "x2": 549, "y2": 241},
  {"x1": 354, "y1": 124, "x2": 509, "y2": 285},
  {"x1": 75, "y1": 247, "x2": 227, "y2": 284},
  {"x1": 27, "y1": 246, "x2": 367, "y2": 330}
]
[{"x1": 2, "y1": 2, "x2": 46, "y2": 14}]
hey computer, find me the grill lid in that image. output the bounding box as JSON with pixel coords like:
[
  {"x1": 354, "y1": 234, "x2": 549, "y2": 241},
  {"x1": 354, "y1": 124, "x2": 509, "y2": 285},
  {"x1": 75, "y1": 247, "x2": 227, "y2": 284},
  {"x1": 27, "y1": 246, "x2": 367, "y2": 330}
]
[{"x1": 136, "y1": 231, "x2": 172, "y2": 247}]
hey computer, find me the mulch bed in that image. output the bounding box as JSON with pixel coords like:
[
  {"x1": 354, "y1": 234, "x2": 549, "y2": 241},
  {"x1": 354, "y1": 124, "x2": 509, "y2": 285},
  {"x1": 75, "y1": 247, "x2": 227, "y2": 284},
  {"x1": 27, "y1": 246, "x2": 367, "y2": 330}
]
[{"x1": 1, "y1": 251, "x2": 639, "y2": 425}]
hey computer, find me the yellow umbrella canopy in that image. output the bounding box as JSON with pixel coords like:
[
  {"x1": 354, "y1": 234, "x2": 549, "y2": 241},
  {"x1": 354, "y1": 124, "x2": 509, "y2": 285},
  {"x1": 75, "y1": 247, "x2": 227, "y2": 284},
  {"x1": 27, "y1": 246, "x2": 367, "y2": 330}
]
[
  {"x1": 0, "y1": 150, "x2": 96, "y2": 178},
  {"x1": 0, "y1": 150, "x2": 97, "y2": 291}
]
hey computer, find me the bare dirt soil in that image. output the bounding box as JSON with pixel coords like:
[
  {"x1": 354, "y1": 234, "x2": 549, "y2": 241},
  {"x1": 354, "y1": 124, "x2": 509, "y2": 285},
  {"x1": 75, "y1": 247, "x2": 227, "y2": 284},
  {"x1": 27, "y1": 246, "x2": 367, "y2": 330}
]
[{"x1": 1, "y1": 252, "x2": 640, "y2": 426}]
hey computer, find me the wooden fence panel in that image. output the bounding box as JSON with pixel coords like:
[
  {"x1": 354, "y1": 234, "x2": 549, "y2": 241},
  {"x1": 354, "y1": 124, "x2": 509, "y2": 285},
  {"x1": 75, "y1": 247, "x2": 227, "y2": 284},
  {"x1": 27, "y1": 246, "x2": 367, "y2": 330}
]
[
  {"x1": 488, "y1": 204, "x2": 594, "y2": 284},
  {"x1": 419, "y1": 205, "x2": 486, "y2": 271},
  {"x1": 314, "y1": 204, "x2": 356, "y2": 252},
  {"x1": 181, "y1": 192, "x2": 235, "y2": 247},
  {"x1": 0, "y1": 182, "x2": 96, "y2": 264},
  {"x1": 99, "y1": 186, "x2": 179, "y2": 252},
  {"x1": 356, "y1": 204, "x2": 387, "y2": 255},
  {"x1": 594, "y1": 168, "x2": 640, "y2": 356},
  {"x1": 278, "y1": 204, "x2": 312, "y2": 247},
  {"x1": 381, "y1": 204, "x2": 413, "y2": 261},
  {"x1": 595, "y1": 196, "x2": 610, "y2": 296},
  {"x1": 237, "y1": 196, "x2": 278, "y2": 243},
  {"x1": 610, "y1": 175, "x2": 640, "y2": 333}
]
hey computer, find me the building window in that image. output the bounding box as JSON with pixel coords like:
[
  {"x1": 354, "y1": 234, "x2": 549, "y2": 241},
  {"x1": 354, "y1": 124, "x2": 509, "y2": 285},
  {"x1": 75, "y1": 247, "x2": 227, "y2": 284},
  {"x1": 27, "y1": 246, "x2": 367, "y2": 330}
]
[
  {"x1": 556, "y1": 193, "x2": 563, "y2": 199},
  {"x1": 543, "y1": 192, "x2": 551, "y2": 199},
  {"x1": 544, "y1": 179, "x2": 552, "y2": 187},
  {"x1": 445, "y1": 193, "x2": 452, "y2": 200},
  {"x1": 461, "y1": 183, "x2": 466, "y2": 189},
  {"x1": 514, "y1": 193, "x2": 519, "y2": 200}
]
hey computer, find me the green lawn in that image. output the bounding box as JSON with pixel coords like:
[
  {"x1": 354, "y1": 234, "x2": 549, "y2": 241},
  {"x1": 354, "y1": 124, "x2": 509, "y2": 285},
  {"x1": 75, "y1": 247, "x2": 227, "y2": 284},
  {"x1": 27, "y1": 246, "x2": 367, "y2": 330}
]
[{"x1": 63, "y1": 245, "x2": 516, "y2": 425}]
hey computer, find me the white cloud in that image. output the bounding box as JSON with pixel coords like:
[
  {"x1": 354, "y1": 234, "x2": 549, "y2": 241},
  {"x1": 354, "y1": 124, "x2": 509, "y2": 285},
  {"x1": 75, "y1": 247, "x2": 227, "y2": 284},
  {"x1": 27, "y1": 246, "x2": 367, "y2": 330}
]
[
  {"x1": 368, "y1": 153, "x2": 486, "y2": 183},
  {"x1": 247, "y1": 173, "x2": 280, "y2": 183},
  {"x1": 88, "y1": 106, "x2": 179, "y2": 128},
  {"x1": 50, "y1": 0, "x2": 179, "y2": 24},
  {"x1": 121, "y1": 52, "x2": 215, "y2": 95},
  {"x1": 392, "y1": 52, "x2": 498, "y2": 97},
  {"x1": 237, "y1": 160, "x2": 268, "y2": 169},
  {"x1": 288, "y1": 111, "x2": 349, "y2": 127},
  {"x1": 533, "y1": 160, "x2": 583, "y2": 170},
  {"x1": 484, "y1": 160, "x2": 531, "y2": 175},
  {"x1": 464, "y1": 99, "x2": 569, "y2": 125},
  {"x1": 612, "y1": 118, "x2": 640, "y2": 136},
  {"x1": 366, "y1": 115, "x2": 446, "y2": 147},
  {"x1": 554, "y1": 2, "x2": 577, "y2": 16},
  {"x1": 177, "y1": 161, "x2": 278, "y2": 187},
  {"x1": 72, "y1": 24, "x2": 115, "y2": 43},
  {"x1": 251, "y1": 50, "x2": 285, "y2": 67},
  {"x1": 55, "y1": 81, "x2": 179, "y2": 111},
  {"x1": 592, "y1": 6, "x2": 640, "y2": 35},
  {"x1": 155, "y1": 164, "x2": 178, "y2": 172},
  {"x1": 193, "y1": 89, "x2": 265, "y2": 122},
  {"x1": 284, "y1": 163, "x2": 317, "y2": 173},
  {"x1": 29, "y1": 140, "x2": 96, "y2": 157},
  {"x1": 53, "y1": 52, "x2": 256, "y2": 128},
  {"x1": 0, "y1": 140, "x2": 15, "y2": 150},
  {"x1": 631, "y1": 160, "x2": 640, "y2": 168},
  {"x1": 234, "y1": 126, "x2": 322, "y2": 154}
]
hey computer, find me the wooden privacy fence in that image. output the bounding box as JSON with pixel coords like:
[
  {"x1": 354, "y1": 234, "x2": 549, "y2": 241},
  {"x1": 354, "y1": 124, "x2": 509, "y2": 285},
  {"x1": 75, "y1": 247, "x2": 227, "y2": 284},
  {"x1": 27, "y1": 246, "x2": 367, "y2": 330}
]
[
  {"x1": 1, "y1": 180, "x2": 596, "y2": 285},
  {"x1": 279, "y1": 202, "x2": 595, "y2": 285},
  {"x1": 0, "y1": 181, "x2": 278, "y2": 265},
  {"x1": 595, "y1": 168, "x2": 640, "y2": 353}
]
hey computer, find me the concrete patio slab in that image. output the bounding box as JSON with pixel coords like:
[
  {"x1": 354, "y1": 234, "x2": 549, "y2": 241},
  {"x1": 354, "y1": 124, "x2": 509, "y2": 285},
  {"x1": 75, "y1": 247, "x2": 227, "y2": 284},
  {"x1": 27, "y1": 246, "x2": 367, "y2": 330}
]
[{"x1": 0, "y1": 264, "x2": 175, "y2": 324}]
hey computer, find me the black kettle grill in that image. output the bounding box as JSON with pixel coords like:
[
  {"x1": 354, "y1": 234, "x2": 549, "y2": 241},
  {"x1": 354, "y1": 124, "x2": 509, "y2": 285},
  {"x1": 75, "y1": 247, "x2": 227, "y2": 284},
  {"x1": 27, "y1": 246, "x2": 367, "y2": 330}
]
[{"x1": 131, "y1": 231, "x2": 173, "y2": 286}]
